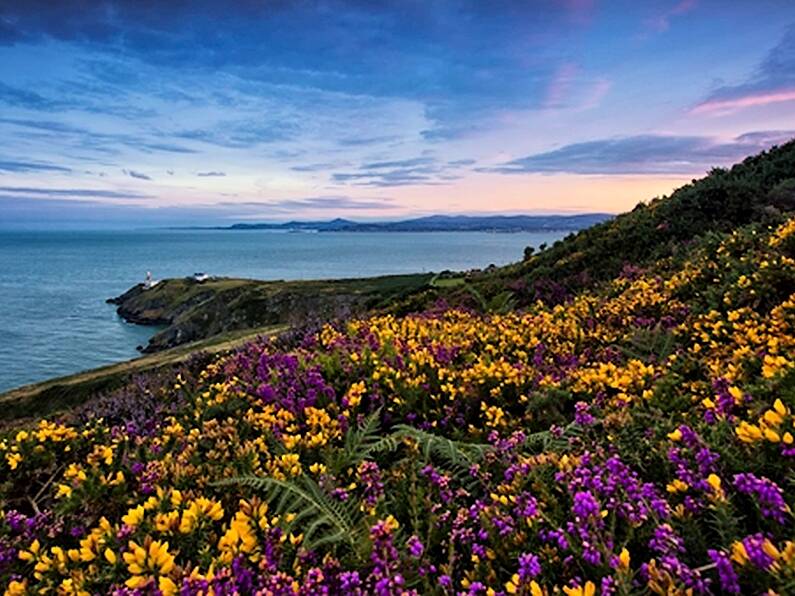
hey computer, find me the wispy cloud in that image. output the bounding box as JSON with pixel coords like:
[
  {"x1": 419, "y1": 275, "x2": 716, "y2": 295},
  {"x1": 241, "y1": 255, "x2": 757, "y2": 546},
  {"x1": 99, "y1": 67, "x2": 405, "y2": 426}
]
[
  {"x1": 0, "y1": 117, "x2": 198, "y2": 156},
  {"x1": 0, "y1": 159, "x2": 71, "y2": 173},
  {"x1": 544, "y1": 62, "x2": 579, "y2": 109},
  {"x1": 692, "y1": 88, "x2": 795, "y2": 115},
  {"x1": 0, "y1": 82, "x2": 62, "y2": 110},
  {"x1": 291, "y1": 162, "x2": 345, "y2": 173},
  {"x1": 540, "y1": 63, "x2": 611, "y2": 112},
  {"x1": 138, "y1": 142, "x2": 197, "y2": 154},
  {"x1": 360, "y1": 157, "x2": 435, "y2": 171},
  {"x1": 337, "y1": 135, "x2": 400, "y2": 147},
  {"x1": 196, "y1": 171, "x2": 226, "y2": 177},
  {"x1": 420, "y1": 125, "x2": 478, "y2": 142},
  {"x1": 123, "y1": 169, "x2": 152, "y2": 181},
  {"x1": 0, "y1": 118, "x2": 83, "y2": 134},
  {"x1": 253, "y1": 196, "x2": 397, "y2": 212},
  {"x1": 332, "y1": 156, "x2": 475, "y2": 187},
  {"x1": 691, "y1": 26, "x2": 795, "y2": 115},
  {"x1": 0, "y1": 186, "x2": 151, "y2": 199},
  {"x1": 173, "y1": 120, "x2": 297, "y2": 149},
  {"x1": 488, "y1": 131, "x2": 795, "y2": 175},
  {"x1": 645, "y1": 0, "x2": 698, "y2": 34}
]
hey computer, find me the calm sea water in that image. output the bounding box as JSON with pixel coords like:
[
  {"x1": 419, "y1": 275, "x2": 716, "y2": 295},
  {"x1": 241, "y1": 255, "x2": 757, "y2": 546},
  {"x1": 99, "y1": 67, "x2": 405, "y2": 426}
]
[{"x1": 0, "y1": 229, "x2": 564, "y2": 392}]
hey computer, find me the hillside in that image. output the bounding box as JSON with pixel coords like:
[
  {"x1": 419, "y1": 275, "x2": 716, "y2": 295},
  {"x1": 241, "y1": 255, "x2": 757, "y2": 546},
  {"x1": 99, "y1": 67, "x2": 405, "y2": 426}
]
[
  {"x1": 1, "y1": 143, "x2": 795, "y2": 594},
  {"x1": 462, "y1": 139, "x2": 795, "y2": 306}
]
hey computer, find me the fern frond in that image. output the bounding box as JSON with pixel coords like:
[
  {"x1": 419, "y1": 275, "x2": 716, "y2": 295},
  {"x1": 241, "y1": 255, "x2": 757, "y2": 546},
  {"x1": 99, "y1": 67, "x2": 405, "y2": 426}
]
[
  {"x1": 523, "y1": 422, "x2": 584, "y2": 452},
  {"x1": 464, "y1": 284, "x2": 488, "y2": 311},
  {"x1": 216, "y1": 475, "x2": 365, "y2": 551},
  {"x1": 391, "y1": 425, "x2": 491, "y2": 465},
  {"x1": 487, "y1": 290, "x2": 517, "y2": 314},
  {"x1": 344, "y1": 408, "x2": 383, "y2": 457},
  {"x1": 328, "y1": 408, "x2": 383, "y2": 473}
]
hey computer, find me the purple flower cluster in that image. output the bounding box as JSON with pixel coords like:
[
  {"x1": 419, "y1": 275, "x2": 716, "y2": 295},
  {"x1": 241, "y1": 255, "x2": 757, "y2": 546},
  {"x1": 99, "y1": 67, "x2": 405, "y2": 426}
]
[
  {"x1": 407, "y1": 535, "x2": 424, "y2": 558},
  {"x1": 574, "y1": 401, "x2": 595, "y2": 426},
  {"x1": 704, "y1": 378, "x2": 745, "y2": 422},
  {"x1": 668, "y1": 425, "x2": 721, "y2": 512},
  {"x1": 368, "y1": 519, "x2": 414, "y2": 596},
  {"x1": 708, "y1": 549, "x2": 741, "y2": 594},
  {"x1": 234, "y1": 350, "x2": 336, "y2": 415},
  {"x1": 644, "y1": 524, "x2": 708, "y2": 593},
  {"x1": 517, "y1": 552, "x2": 542, "y2": 580},
  {"x1": 733, "y1": 473, "x2": 789, "y2": 524},
  {"x1": 562, "y1": 454, "x2": 669, "y2": 524},
  {"x1": 358, "y1": 460, "x2": 385, "y2": 507},
  {"x1": 740, "y1": 533, "x2": 777, "y2": 569},
  {"x1": 572, "y1": 490, "x2": 601, "y2": 520}
]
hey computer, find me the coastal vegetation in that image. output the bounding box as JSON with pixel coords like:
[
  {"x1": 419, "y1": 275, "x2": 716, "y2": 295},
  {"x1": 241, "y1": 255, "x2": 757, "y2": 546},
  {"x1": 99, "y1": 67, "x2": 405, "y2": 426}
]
[{"x1": 2, "y1": 142, "x2": 795, "y2": 594}]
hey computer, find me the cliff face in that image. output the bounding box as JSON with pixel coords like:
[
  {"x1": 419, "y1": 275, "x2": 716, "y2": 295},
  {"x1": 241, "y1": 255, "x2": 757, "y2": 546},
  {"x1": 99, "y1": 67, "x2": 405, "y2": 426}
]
[{"x1": 108, "y1": 274, "x2": 433, "y2": 352}]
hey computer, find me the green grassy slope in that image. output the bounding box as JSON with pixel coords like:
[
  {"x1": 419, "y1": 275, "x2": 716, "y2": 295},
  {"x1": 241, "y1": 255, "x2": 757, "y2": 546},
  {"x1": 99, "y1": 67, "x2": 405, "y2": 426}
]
[{"x1": 0, "y1": 324, "x2": 289, "y2": 423}]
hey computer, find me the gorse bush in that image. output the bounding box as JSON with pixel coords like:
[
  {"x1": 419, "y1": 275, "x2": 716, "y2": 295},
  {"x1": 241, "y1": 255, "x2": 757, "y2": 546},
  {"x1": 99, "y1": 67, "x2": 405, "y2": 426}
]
[{"x1": 2, "y1": 145, "x2": 795, "y2": 594}]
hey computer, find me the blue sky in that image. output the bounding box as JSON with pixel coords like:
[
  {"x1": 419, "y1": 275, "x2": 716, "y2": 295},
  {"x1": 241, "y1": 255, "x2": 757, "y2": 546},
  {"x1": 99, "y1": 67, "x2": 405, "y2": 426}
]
[{"x1": 0, "y1": 0, "x2": 794, "y2": 227}]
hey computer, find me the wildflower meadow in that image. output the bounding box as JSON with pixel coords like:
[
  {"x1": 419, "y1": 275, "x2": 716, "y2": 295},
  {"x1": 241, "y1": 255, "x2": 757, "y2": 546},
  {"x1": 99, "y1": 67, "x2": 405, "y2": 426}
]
[{"x1": 2, "y1": 214, "x2": 795, "y2": 594}]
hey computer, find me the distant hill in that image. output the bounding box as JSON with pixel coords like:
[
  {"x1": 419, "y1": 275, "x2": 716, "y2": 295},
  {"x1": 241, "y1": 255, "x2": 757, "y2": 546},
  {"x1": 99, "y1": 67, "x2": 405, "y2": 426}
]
[{"x1": 225, "y1": 213, "x2": 612, "y2": 232}]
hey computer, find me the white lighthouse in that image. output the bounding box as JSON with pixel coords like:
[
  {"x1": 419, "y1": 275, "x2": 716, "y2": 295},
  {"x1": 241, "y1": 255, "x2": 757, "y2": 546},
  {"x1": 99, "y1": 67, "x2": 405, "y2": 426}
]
[{"x1": 143, "y1": 271, "x2": 160, "y2": 289}]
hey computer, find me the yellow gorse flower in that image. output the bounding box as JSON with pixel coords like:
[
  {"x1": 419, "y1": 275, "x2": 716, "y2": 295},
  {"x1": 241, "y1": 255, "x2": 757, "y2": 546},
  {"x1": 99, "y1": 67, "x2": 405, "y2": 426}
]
[
  {"x1": 563, "y1": 581, "x2": 596, "y2": 596},
  {"x1": 122, "y1": 505, "x2": 146, "y2": 528},
  {"x1": 179, "y1": 497, "x2": 224, "y2": 533},
  {"x1": 122, "y1": 539, "x2": 175, "y2": 584}
]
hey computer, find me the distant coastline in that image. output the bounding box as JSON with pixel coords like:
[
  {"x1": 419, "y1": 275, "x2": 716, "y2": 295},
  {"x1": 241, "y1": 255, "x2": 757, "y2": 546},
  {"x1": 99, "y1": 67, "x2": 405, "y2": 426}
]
[{"x1": 177, "y1": 213, "x2": 613, "y2": 233}]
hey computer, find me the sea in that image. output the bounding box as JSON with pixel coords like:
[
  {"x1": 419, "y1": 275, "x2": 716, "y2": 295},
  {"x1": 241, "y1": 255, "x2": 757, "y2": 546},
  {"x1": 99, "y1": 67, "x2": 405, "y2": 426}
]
[{"x1": 0, "y1": 229, "x2": 565, "y2": 393}]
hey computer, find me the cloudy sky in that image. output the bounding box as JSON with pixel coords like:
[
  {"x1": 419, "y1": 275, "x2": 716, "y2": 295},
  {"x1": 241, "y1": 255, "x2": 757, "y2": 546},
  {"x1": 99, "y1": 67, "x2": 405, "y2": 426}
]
[{"x1": 1, "y1": 0, "x2": 794, "y2": 226}]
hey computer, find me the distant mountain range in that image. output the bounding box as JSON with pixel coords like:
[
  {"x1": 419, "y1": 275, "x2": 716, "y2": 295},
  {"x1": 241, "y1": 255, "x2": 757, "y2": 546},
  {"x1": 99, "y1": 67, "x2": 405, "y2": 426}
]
[{"x1": 220, "y1": 214, "x2": 613, "y2": 233}]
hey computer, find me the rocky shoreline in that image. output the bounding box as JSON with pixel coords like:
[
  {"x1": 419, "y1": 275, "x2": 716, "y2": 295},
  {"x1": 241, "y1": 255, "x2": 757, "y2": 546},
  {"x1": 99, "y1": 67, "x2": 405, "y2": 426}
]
[{"x1": 108, "y1": 274, "x2": 434, "y2": 353}]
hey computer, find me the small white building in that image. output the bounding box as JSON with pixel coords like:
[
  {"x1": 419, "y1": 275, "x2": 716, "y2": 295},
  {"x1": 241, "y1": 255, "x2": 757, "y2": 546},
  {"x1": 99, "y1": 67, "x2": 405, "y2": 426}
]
[
  {"x1": 143, "y1": 271, "x2": 160, "y2": 289},
  {"x1": 193, "y1": 272, "x2": 210, "y2": 282}
]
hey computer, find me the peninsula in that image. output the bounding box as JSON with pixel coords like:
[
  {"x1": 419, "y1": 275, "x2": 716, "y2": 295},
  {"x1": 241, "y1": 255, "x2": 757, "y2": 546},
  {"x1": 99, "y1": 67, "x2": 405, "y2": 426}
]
[
  {"x1": 210, "y1": 213, "x2": 612, "y2": 232},
  {"x1": 107, "y1": 273, "x2": 435, "y2": 352}
]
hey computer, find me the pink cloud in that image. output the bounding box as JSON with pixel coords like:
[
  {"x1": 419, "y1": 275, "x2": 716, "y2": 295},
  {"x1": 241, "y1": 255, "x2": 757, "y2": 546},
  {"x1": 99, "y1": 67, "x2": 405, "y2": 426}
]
[
  {"x1": 691, "y1": 88, "x2": 795, "y2": 115},
  {"x1": 646, "y1": 0, "x2": 697, "y2": 33},
  {"x1": 544, "y1": 62, "x2": 580, "y2": 109},
  {"x1": 579, "y1": 78, "x2": 612, "y2": 111},
  {"x1": 543, "y1": 63, "x2": 611, "y2": 112}
]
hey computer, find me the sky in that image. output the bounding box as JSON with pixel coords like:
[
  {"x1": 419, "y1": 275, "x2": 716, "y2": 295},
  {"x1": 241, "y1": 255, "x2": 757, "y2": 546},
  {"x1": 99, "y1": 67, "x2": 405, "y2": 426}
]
[{"x1": 1, "y1": 0, "x2": 794, "y2": 227}]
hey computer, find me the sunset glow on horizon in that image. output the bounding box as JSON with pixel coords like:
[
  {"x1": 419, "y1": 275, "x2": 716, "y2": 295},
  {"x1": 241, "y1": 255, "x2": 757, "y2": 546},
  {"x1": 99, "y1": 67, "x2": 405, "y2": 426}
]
[{"x1": 1, "y1": 1, "x2": 794, "y2": 227}]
